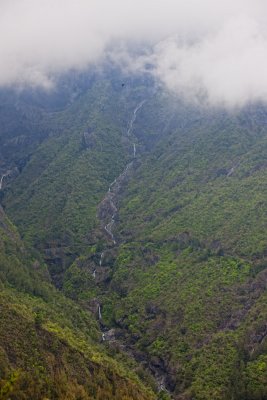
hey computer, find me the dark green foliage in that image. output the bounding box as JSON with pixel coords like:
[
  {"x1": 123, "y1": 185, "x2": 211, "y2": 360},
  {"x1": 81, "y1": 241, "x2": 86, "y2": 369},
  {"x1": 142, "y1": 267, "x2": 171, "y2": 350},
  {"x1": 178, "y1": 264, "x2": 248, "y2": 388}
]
[
  {"x1": 1, "y1": 73, "x2": 267, "y2": 399},
  {"x1": 0, "y1": 205, "x2": 155, "y2": 399},
  {"x1": 103, "y1": 97, "x2": 267, "y2": 398}
]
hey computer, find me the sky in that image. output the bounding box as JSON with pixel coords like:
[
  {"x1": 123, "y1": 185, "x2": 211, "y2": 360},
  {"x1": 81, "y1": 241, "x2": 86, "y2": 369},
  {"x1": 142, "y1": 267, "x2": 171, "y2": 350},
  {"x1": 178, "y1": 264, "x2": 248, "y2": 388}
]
[{"x1": 1, "y1": 0, "x2": 267, "y2": 107}]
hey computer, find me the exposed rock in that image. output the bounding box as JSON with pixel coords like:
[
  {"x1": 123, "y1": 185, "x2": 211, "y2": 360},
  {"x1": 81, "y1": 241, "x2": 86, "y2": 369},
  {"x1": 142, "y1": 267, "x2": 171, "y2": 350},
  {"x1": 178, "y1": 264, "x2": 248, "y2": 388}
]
[
  {"x1": 104, "y1": 328, "x2": 117, "y2": 341},
  {"x1": 0, "y1": 167, "x2": 19, "y2": 190},
  {"x1": 86, "y1": 298, "x2": 101, "y2": 316}
]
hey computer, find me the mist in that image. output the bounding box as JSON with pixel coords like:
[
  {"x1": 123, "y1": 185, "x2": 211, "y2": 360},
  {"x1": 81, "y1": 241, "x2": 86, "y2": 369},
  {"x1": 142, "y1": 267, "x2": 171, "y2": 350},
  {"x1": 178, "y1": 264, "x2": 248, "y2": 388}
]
[{"x1": 1, "y1": 0, "x2": 267, "y2": 106}]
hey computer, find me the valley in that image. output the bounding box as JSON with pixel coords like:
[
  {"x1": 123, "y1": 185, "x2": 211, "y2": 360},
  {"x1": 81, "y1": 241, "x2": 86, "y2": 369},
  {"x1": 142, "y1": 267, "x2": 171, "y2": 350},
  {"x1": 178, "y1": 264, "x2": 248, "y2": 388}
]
[{"x1": 0, "y1": 70, "x2": 266, "y2": 399}]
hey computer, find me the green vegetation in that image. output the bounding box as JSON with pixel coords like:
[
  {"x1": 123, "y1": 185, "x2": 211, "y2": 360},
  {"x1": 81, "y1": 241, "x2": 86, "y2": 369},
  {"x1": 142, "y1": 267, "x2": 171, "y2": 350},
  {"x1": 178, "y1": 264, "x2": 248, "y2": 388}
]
[
  {"x1": 0, "y1": 205, "x2": 155, "y2": 399},
  {"x1": 0, "y1": 73, "x2": 267, "y2": 399},
  {"x1": 101, "y1": 99, "x2": 267, "y2": 399}
]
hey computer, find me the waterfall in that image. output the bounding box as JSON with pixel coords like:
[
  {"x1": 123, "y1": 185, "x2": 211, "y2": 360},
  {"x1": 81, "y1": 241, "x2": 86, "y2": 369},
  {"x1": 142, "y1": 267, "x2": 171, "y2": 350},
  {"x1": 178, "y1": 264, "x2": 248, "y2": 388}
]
[
  {"x1": 0, "y1": 173, "x2": 8, "y2": 190},
  {"x1": 99, "y1": 252, "x2": 104, "y2": 267},
  {"x1": 102, "y1": 101, "x2": 144, "y2": 245},
  {"x1": 0, "y1": 176, "x2": 4, "y2": 190},
  {"x1": 104, "y1": 215, "x2": 116, "y2": 244},
  {"x1": 109, "y1": 178, "x2": 117, "y2": 192},
  {"x1": 96, "y1": 100, "x2": 145, "y2": 341},
  {"x1": 98, "y1": 305, "x2": 102, "y2": 320},
  {"x1": 126, "y1": 100, "x2": 145, "y2": 136}
]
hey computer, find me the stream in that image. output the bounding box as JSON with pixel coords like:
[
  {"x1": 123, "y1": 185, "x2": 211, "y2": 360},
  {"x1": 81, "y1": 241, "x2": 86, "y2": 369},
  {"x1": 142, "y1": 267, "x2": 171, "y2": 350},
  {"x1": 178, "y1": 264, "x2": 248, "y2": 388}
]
[
  {"x1": 0, "y1": 172, "x2": 10, "y2": 190},
  {"x1": 94, "y1": 100, "x2": 171, "y2": 396},
  {"x1": 96, "y1": 100, "x2": 145, "y2": 261},
  {"x1": 126, "y1": 100, "x2": 145, "y2": 136},
  {"x1": 94, "y1": 101, "x2": 145, "y2": 336}
]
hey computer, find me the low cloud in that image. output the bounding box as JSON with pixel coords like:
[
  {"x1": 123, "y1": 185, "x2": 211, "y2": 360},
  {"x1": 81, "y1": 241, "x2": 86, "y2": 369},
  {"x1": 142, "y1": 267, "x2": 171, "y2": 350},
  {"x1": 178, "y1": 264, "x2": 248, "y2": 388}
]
[
  {"x1": 0, "y1": 0, "x2": 267, "y2": 106},
  {"x1": 150, "y1": 15, "x2": 267, "y2": 107}
]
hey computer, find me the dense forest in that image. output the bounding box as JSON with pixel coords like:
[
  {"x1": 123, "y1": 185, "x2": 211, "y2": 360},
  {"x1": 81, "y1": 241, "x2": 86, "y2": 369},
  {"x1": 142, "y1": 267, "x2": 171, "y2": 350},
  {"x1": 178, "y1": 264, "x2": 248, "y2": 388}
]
[{"x1": 0, "y1": 68, "x2": 266, "y2": 399}]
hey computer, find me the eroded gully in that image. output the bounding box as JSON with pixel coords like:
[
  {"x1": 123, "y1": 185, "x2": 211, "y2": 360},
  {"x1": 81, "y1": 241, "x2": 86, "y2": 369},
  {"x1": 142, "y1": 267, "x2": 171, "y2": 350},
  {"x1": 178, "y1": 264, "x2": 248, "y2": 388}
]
[{"x1": 95, "y1": 101, "x2": 144, "y2": 335}]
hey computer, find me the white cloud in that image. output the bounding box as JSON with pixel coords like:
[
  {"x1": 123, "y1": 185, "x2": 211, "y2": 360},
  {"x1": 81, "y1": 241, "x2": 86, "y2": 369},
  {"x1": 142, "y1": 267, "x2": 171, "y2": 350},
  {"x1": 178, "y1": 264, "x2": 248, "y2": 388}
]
[
  {"x1": 0, "y1": 0, "x2": 267, "y2": 106},
  {"x1": 151, "y1": 15, "x2": 267, "y2": 107}
]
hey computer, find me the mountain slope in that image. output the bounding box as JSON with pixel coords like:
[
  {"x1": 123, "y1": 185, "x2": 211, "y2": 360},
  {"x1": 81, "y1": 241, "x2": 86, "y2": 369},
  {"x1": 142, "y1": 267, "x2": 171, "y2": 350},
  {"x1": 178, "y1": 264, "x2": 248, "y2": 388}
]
[
  {"x1": 2, "y1": 73, "x2": 153, "y2": 285},
  {"x1": 0, "y1": 205, "x2": 156, "y2": 399},
  {"x1": 0, "y1": 74, "x2": 267, "y2": 399},
  {"x1": 100, "y1": 101, "x2": 267, "y2": 399}
]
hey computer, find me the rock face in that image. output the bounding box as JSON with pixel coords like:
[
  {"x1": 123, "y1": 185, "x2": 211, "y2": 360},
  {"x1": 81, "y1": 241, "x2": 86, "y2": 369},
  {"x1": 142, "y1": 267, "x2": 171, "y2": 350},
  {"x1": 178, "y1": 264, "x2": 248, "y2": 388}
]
[
  {"x1": 0, "y1": 167, "x2": 19, "y2": 190},
  {"x1": 105, "y1": 328, "x2": 117, "y2": 341},
  {"x1": 87, "y1": 298, "x2": 101, "y2": 316}
]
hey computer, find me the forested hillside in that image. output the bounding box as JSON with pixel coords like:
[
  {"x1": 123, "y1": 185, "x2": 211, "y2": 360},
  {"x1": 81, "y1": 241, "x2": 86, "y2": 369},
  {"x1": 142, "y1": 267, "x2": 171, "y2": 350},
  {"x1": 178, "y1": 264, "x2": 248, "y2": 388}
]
[
  {"x1": 0, "y1": 206, "x2": 155, "y2": 399},
  {"x1": 0, "y1": 69, "x2": 266, "y2": 399}
]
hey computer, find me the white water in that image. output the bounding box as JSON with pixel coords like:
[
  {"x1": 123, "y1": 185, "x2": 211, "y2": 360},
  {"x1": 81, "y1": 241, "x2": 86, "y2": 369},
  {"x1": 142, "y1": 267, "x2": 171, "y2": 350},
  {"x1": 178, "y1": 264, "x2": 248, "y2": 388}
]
[
  {"x1": 98, "y1": 305, "x2": 102, "y2": 320},
  {"x1": 104, "y1": 214, "x2": 116, "y2": 244},
  {"x1": 227, "y1": 160, "x2": 241, "y2": 177},
  {"x1": 93, "y1": 252, "x2": 105, "y2": 279},
  {"x1": 227, "y1": 167, "x2": 235, "y2": 177},
  {"x1": 99, "y1": 252, "x2": 104, "y2": 267},
  {"x1": 109, "y1": 178, "x2": 116, "y2": 192},
  {"x1": 126, "y1": 100, "x2": 145, "y2": 136},
  {"x1": 0, "y1": 176, "x2": 4, "y2": 190},
  {"x1": 97, "y1": 101, "x2": 145, "y2": 341},
  {"x1": 0, "y1": 172, "x2": 9, "y2": 190},
  {"x1": 102, "y1": 101, "x2": 145, "y2": 244}
]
